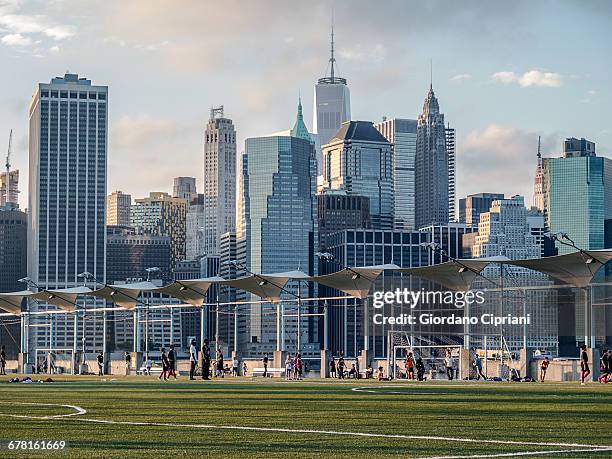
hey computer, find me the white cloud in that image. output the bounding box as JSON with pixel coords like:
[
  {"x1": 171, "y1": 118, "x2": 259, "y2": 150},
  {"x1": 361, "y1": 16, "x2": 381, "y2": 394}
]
[
  {"x1": 458, "y1": 124, "x2": 559, "y2": 203},
  {"x1": 450, "y1": 73, "x2": 472, "y2": 81},
  {"x1": 49, "y1": 45, "x2": 59, "y2": 53},
  {"x1": 338, "y1": 43, "x2": 387, "y2": 62},
  {"x1": 1, "y1": 32, "x2": 31, "y2": 45},
  {"x1": 491, "y1": 70, "x2": 562, "y2": 88}
]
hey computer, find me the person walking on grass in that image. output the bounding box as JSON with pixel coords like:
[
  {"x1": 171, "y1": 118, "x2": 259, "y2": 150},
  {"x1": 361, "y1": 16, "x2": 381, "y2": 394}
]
[
  {"x1": 159, "y1": 347, "x2": 170, "y2": 381},
  {"x1": 124, "y1": 351, "x2": 131, "y2": 375},
  {"x1": 262, "y1": 353, "x2": 269, "y2": 378},
  {"x1": 232, "y1": 356, "x2": 239, "y2": 377},
  {"x1": 216, "y1": 349, "x2": 224, "y2": 378},
  {"x1": 405, "y1": 352, "x2": 415, "y2": 380},
  {"x1": 96, "y1": 351, "x2": 104, "y2": 376},
  {"x1": 329, "y1": 357, "x2": 337, "y2": 378},
  {"x1": 202, "y1": 339, "x2": 211, "y2": 380},
  {"x1": 445, "y1": 349, "x2": 454, "y2": 381},
  {"x1": 285, "y1": 354, "x2": 293, "y2": 380},
  {"x1": 189, "y1": 339, "x2": 197, "y2": 380},
  {"x1": 0, "y1": 345, "x2": 6, "y2": 375},
  {"x1": 337, "y1": 354, "x2": 345, "y2": 380},
  {"x1": 539, "y1": 356, "x2": 550, "y2": 383},
  {"x1": 580, "y1": 344, "x2": 590, "y2": 385},
  {"x1": 474, "y1": 354, "x2": 486, "y2": 380},
  {"x1": 416, "y1": 357, "x2": 425, "y2": 381},
  {"x1": 168, "y1": 344, "x2": 177, "y2": 379},
  {"x1": 242, "y1": 361, "x2": 248, "y2": 377},
  {"x1": 294, "y1": 353, "x2": 302, "y2": 380},
  {"x1": 598, "y1": 349, "x2": 610, "y2": 383}
]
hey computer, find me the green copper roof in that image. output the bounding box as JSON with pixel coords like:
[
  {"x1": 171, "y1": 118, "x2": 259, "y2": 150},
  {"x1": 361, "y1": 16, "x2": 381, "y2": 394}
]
[{"x1": 290, "y1": 96, "x2": 313, "y2": 143}]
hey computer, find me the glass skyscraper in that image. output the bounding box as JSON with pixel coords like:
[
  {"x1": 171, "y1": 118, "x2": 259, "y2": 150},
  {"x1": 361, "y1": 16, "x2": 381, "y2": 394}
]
[
  {"x1": 320, "y1": 121, "x2": 394, "y2": 229},
  {"x1": 374, "y1": 118, "x2": 417, "y2": 230},
  {"x1": 237, "y1": 134, "x2": 317, "y2": 353},
  {"x1": 543, "y1": 151, "x2": 612, "y2": 255}
]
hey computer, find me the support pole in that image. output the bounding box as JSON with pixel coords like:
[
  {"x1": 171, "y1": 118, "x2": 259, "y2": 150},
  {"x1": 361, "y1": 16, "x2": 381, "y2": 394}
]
[
  {"x1": 522, "y1": 290, "x2": 527, "y2": 350},
  {"x1": 589, "y1": 285, "x2": 595, "y2": 349},
  {"x1": 72, "y1": 312, "x2": 78, "y2": 375},
  {"x1": 199, "y1": 306, "x2": 205, "y2": 349},
  {"x1": 363, "y1": 297, "x2": 369, "y2": 353},
  {"x1": 276, "y1": 302, "x2": 281, "y2": 352},
  {"x1": 169, "y1": 307, "x2": 175, "y2": 347},
  {"x1": 297, "y1": 281, "x2": 301, "y2": 354},
  {"x1": 323, "y1": 301, "x2": 328, "y2": 351},
  {"x1": 102, "y1": 310, "x2": 108, "y2": 361},
  {"x1": 233, "y1": 303, "x2": 238, "y2": 355},
  {"x1": 483, "y1": 335, "x2": 488, "y2": 378},
  {"x1": 215, "y1": 295, "x2": 220, "y2": 353}
]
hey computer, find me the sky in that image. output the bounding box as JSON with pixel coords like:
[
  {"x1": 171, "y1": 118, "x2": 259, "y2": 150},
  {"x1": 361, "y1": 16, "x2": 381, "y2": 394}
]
[{"x1": 1, "y1": 0, "x2": 611, "y2": 211}]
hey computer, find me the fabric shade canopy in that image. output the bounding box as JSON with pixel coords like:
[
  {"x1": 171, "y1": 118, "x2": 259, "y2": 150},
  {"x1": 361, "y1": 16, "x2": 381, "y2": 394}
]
[
  {"x1": 399, "y1": 256, "x2": 509, "y2": 291},
  {"x1": 30, "y1": 286, "x2": 94, "y2": 312},
  {"x1": 90, "y1": 281, "x2": 161, "y2": 310},
  {"x1": 0, "y1": 290, "x2": 33, "y2": 315},
  {"x1": 507, "y1": 249, "x2": 612, "y2": 288},
  {"x1": 159, "y1": 277, "x2": 225, "y2": 306},
  {"x1": 222, "y1": 274, "x2": 291, "y2": 303},
  {"x1": 312, "y1": 264, "x2": 398, "y2": 299}
]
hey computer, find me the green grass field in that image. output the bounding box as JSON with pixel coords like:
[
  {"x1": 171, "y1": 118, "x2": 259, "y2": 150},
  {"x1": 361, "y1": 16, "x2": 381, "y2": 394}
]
[{"x1": 0, "y1": 376, "x2": 611, "y2": 458}]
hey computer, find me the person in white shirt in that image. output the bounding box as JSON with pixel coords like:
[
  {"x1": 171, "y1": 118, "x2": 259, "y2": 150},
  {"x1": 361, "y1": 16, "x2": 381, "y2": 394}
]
[
  {"x1": 445, "y1": 349, "x2": 455, "y2": 380},
  {"x1": 232, "y1": 357, "x2": 239, "y2": 377},
  {"x1": 189, "y1": 339, "x2": 198, "y2": 380}
]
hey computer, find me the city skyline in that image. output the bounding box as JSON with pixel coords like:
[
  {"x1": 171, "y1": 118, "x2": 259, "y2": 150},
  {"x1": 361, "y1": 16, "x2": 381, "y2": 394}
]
[{"x1": 1, "y1": 1, "x2": 611, "y2": 211}]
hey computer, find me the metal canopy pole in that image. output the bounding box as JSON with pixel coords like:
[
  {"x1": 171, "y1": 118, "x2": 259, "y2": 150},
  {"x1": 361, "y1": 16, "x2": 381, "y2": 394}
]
[{"x1": 297, "y1": 281, "x2": 301, "y2": 354}]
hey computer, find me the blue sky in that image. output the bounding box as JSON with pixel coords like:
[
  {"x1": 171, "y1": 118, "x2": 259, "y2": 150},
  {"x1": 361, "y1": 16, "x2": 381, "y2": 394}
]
[{"x1": 1, "y1": 0, "x2": 610, "y2": 210}]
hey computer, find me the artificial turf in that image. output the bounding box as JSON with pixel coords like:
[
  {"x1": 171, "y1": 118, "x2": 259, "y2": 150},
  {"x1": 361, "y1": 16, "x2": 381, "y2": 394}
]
[{"x1": 0, "y1": 375, "x2": 610, "y2": 458}]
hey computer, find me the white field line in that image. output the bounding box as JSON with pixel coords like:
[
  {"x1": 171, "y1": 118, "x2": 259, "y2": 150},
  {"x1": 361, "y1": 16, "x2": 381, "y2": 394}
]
[
  {"x1": 418, "y1": 448, "x2": 612, "y2": 459},
  {"x1": 2, "y1": 402, "x2": 611, "y2": 457}
]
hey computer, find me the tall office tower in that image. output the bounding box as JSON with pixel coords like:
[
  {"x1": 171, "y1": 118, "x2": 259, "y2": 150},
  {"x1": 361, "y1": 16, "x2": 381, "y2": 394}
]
[
  {"x1": 0, "y1": 171, "x2": 19, "y2": 207},
  {"x1": 321, "y1": 229, "x2": 430, "y2": 358},
  {"x1": 459, "y1": 193, "x2": 505, "y2": 225},
  {"x1": 203, "y1": 106, "x2": 236, "y2": 256},
  {"x1": 106, "y1": 225, "x2": 172, "y2": 284},
  {"x1": 237, "y1": 134, "x2": 317, "y2": 354},
  {"x1": 107, "y1": 190, "x2": 131, "y2": 226},
  {"x1": 543, "y1": 138, "x2": 612, "y2": 255},
  {"x1": 28, "y1": 73, "x2": 107, "y2": 349},
  {"x1": 533, "y1": 136, "x2": 544, "y2": 211},
  {"x1": 320, "y1": 121, "x2": 394, "y2": 229},
  {"x1": 185, "y1": 193, "x2": 206, "y2": 260},
  {"x1": 317, "y1": 192, "x2": 371, "y2": 250},
  {"x1": 419, "y1": 223, "x2": 477, "y2": 264},
  {"x1": 374, "y1": 118, "x2": 417, "y2": 229},
  {"x1": 445, "y1": 124, "x2": 456, "y2": 221},
  {"x1": 0, "y1": 207, "x2": 27, "y2": 357},
  {"x1": 470, "y1": 195, "x2": 558, "y2": 353},
  {"x1": 131, "y1": 192, "x2": 187, "y2": 269},
  {"x1": 313, "y1": 25, "x2": 351, "y2": 172},
  {"x1": 415, "y1": 84, "x2": 448, "y2": 229},
  {"x1": 173, "y1": 176, "x2": 197, "y2": 201}
]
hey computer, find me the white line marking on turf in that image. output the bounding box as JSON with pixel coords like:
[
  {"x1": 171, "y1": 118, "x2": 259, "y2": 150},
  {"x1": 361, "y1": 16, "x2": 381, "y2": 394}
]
[
  {"x1": 5, "y1": 402, "x2": 611, "y2": 457},
  {"x1": 0, "y1": 402, "x2": 87, "y2": 419}
]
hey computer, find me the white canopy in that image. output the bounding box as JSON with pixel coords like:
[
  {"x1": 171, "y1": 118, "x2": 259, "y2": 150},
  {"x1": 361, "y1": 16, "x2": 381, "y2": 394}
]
[
  {"x1": 507, "y1": 249, "x2": 612, "y2": 288},
  {"x1": 90, "y1": 281, "x2": 161, "y2": 310},
  {"x1": 159, "y1": 277, "x2": 225, "y2": 306},
  {"x1": 312, "y1": 264, "x2": 399, "y2": 299},
  {"x1": 398, "y1": 256, "x2": 510, "y2": 291},
  {"x1": 30, "y1": 286, "x2": 94, "y2": 312},
  {"x1": 0, "y1": 290, "x2": 33, "y2": 315},
  {"x1": 222, "y1": 274, "x2": 291, "y2": 303}
]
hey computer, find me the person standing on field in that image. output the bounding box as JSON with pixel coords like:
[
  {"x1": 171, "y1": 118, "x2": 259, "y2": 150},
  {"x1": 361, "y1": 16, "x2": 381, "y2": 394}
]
[
  {"x1": 168, "y1": 344, "x2": 177, "y2": 379},
  {"x1": 189, "y1": 339, "x2": 197, "y2": 380},
  {"x1": 580, "y1": 344, "x2": 590, "y2": 385},
  {"x1": 539, "y1": 357, "x2": 550, "y2": 383},
  {"x1": 96, "y1": 351, "x2": 104, "y2": 376}
]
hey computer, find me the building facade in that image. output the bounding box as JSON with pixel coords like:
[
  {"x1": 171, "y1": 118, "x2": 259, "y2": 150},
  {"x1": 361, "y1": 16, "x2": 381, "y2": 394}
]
[
  {"x1": 237, "y1": 134, "x2": 317, "y2": 354},
  {"x1": 107, "y1": 190, "x2": 131, "y2": 226},
  {"x1": 374, "y1": 118, "x2": 417, "y2": 230},
  {"x1": 27, "y1": 72, "x2": 107, "y2": 351},
  {"x1": 202, "y1": 107, "x2": 236, "y2": 256},
  {"x1": 543, "y1": 140, "x2": 612, "y2": 255},
  {"x1": 446, "y1": 125, "x2": 456, "y2": 221},
  {"x1": 313, "y1": 27, "x2": 350, "y2": 172},
  {"x1": 420, "y1": 223, "x2": 477, "y2": 264},
  {"x1": 0, "y1": 170, "x2": 19, "y2": 207},
  {"x1": 459, "y1": 193, "x2": 505, "y2": 226},
  {"x1": 320, "y1": 121, "x2": 394, "y2": 229},
  {"x1": 173, "y1": 176, "x2": 197, "y2": 202},
  {"x1": 317, "y1": 192, "x2": 371, "y2": 250},
  {"x1": 185, "y1": 194, "x2": 206, "y2": 260},
  {"x1": 131, "y1": 192, "x2": 187, "y2": 269},
  {"x1": 415, "y1": 85, "x2": 448, "y2": 229}
]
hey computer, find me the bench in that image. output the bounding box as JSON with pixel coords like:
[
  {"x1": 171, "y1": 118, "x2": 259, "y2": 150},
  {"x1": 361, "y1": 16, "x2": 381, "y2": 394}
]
[
  {"x1": 136, "y1": 365, "x2": 164, "y2": 376},
  {"x1": 252, "y1": 367, "x2": 284, "y2": 377}
]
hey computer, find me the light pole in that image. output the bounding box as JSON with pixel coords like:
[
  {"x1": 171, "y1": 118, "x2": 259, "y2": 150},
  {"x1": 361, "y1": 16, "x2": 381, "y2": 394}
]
[
  {"x1": 545, "y1": 232, "x2": 595, "y2": 348},
  {"x1": 17, "y1": 277, "x2": 40, "y2": 371},
  {"x1": 144, "y1": 267, "x2": 160, "y2": 362}
]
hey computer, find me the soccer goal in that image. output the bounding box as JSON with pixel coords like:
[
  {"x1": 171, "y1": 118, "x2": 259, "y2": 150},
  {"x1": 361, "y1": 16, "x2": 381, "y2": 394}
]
[{"x1": 387, "y1": 333, "x2": 464, "y2": 380}]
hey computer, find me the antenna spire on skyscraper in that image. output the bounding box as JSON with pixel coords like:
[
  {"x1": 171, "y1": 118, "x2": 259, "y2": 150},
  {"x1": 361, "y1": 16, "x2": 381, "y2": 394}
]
[
  {"x1": 330, "y1": 12, "x2": 336, "y2": 80},
  {"x1": 430, "y1": 59, "x2": 433, "y2": 90},
  {"x1": 537, "y1": 135, "x2": 542, "y2": 159}
]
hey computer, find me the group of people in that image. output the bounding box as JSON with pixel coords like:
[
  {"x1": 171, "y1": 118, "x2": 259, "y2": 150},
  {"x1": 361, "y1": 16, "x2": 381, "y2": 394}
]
[
  {"x1": 329, "y1": 354, "x2": 361, "y2": 379},
  {"x1": 284, "y1": 353, "x2": 303, "y2": 380}
]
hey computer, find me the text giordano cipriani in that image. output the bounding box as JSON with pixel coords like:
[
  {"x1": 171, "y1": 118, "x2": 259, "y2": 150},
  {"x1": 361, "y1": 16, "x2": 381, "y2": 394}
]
[{"x1": 371, "y1": 289, "x2": 531, "y2": 326}]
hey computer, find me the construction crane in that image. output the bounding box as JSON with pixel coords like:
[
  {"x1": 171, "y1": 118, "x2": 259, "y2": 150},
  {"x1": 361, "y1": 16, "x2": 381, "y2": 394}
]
[{"x1": 4, "y1": 129, "x2": 12, "y2": 207}]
